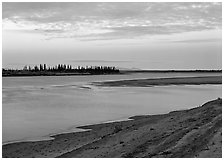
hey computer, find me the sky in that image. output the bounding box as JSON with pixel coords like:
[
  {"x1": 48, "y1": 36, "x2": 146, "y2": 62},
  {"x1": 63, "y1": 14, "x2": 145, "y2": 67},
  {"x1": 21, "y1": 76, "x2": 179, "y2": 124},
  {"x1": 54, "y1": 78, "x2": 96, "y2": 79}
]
[{"x1": 2, "y1": 2, "x2": 222, "y2": 70}]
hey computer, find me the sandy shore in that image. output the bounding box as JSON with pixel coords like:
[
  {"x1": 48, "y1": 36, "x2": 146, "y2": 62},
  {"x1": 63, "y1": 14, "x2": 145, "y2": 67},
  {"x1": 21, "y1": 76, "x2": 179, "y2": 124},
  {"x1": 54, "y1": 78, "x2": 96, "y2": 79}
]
[
  {"x1": 2, "y1": 98, "x2": 222, "y2": 158},
  {"x1": 93, "y1": 76, "x2": 222, "y2": 87}
]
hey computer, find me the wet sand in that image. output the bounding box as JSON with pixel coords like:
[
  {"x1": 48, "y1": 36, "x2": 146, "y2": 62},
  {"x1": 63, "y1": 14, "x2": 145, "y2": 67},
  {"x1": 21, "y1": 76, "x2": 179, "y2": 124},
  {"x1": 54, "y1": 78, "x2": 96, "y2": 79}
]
[
  {"x1": 92, "y1": 76, "x2": 222, "y2": 87},
  {"x1": 2, "y1": 98, "x2": 222, "y2": 158}
]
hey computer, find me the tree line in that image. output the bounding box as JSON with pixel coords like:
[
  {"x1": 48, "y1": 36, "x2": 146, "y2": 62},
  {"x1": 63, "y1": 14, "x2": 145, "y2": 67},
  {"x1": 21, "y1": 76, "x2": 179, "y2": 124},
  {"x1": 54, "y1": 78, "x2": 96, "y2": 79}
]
[{"x1": 2, "y1": 64, "x2": 120, "y2": 76}]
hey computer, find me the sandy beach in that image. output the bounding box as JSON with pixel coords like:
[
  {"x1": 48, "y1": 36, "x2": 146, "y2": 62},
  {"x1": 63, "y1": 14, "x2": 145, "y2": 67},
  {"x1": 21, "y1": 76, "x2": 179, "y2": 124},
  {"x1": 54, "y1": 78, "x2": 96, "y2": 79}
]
[{"x1": 2, "y1": 98, "x2": 222, "y2": 158}]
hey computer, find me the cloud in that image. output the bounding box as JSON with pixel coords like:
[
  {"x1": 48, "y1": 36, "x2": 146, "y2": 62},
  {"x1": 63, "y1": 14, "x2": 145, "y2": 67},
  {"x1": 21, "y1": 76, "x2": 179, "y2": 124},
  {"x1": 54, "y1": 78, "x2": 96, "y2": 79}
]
[
  {"x1": 2, "y1": 2, "x2": 222, "y2": 41},
  {"x1": 171, "y1": 38, "x2": 222, "y2": 43}
]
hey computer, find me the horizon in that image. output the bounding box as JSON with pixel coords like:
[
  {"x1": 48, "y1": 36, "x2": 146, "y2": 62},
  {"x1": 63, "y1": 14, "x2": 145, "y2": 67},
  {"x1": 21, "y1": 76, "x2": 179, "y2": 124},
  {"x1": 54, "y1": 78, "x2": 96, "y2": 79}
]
[
  {"x1": 2, "y1": 63, "x2": 222, "y2": 72},
  {"x1": 2, "y1": 2, "x2": 222, "y2": 70}
]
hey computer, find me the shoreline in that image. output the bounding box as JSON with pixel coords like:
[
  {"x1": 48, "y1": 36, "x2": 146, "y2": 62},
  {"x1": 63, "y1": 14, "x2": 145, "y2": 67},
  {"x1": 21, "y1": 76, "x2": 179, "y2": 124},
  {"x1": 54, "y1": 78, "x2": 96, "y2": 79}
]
[
  {"x1": 2, "y1": 72, "x2": 123, "y2": 77},
  {"x1": 3, "y1": 98, "x2": 222, "y2": 158},
  {"x1": 2, "y1": 70, "x2": 221, "y2": 77},
  {"x1": 93, "y1": 76, "x2": 222, "y2": 87},
  {"x1": 2, "y1": 118, "x2": 132, "y2": 146}
]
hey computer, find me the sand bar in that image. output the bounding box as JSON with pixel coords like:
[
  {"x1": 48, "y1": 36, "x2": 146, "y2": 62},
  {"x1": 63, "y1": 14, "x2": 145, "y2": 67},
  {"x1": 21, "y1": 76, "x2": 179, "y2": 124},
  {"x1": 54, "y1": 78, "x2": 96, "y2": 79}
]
[{"x1": 92, "y1": 76, "x2": 222, "y2": 87}]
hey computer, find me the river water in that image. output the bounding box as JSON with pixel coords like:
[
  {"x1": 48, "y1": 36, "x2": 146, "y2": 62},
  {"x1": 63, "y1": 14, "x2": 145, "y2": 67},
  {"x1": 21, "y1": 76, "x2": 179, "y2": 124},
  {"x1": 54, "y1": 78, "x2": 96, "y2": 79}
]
[{"x1": 2, "y1": 72, "x2": 221, "y2": 144}]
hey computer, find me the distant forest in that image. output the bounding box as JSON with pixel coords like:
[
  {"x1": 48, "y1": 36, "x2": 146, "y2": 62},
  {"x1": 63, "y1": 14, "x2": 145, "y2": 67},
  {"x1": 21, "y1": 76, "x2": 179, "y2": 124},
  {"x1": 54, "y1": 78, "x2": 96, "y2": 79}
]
[{"x1": 2, "y1": 64, "x2": 120, "y2": 77}]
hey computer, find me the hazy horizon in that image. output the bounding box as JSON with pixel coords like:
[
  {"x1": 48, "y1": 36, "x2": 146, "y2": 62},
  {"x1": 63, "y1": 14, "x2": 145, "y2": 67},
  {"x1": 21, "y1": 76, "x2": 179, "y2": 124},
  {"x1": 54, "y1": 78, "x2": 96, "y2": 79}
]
[{"x1": 2, "y1": 2, "x2": 222, "y2": 70}]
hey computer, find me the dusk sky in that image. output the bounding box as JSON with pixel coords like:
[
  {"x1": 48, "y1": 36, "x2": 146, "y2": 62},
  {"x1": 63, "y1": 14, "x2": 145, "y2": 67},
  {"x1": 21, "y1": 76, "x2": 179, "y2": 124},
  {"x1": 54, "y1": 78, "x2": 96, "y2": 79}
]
[{"x1": 2, "y1": 2, "x2": 222, "y2": 70}]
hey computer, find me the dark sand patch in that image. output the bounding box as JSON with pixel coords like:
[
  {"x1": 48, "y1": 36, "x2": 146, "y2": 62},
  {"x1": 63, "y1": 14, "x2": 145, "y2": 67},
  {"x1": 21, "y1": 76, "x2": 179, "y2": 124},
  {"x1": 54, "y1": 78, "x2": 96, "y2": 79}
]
[{"x1": 92, "y1": 76, "x2": 222, "y2": 87}]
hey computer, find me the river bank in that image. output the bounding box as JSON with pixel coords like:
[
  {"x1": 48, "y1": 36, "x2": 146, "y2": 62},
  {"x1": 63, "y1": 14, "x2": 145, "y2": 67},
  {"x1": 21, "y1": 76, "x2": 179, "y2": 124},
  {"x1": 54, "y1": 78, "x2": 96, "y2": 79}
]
[{"x1": 3, "y1": 98, "x2": 222, "y2": 158}]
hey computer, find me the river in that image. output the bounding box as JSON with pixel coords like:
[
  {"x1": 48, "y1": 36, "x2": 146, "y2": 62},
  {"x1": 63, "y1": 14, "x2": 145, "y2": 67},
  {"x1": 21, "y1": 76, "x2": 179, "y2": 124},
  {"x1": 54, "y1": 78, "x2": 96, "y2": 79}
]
[{"x1": 2, "y1": 72, "x2": 221, "y2": 144}]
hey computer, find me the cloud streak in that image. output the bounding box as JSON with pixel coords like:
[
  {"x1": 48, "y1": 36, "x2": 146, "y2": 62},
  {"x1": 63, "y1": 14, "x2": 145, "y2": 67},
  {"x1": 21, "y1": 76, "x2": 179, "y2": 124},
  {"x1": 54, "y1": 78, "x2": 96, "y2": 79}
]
[
  {"x1": 2, "y1": 2, "x2": 222, "y2": 40},
  {"x1": 171, "y1": 38, "x2": 222, "y2": 43},
  {"x1": 70, "y1": 60, "x2": 132, "y2": 63}
]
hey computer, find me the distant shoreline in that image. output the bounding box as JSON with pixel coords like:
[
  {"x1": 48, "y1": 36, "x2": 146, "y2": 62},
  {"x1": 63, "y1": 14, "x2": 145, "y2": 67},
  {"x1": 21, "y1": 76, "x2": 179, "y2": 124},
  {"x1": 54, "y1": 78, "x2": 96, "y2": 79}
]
[
  {"x1": 2, "y1": 70, "x2": 221, "y2": 77},
  {"x1": 122, "y1": 69, "x2": 222, "y2": 73},
  {"x1": 2, "y1": 72, "x2": 123, "y2": 77}
]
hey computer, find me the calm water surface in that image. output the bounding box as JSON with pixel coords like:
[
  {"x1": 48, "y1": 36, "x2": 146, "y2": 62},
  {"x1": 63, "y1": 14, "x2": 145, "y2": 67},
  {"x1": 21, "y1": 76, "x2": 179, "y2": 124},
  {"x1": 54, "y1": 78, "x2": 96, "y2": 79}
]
[{"x1": 2, "y1": 73, "x2": 222, "y2": 144}]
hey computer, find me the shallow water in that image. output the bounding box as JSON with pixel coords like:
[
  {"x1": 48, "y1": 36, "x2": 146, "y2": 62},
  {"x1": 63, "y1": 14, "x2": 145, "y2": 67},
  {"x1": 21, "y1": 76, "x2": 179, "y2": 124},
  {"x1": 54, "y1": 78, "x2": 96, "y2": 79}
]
[{"x1": 2, "y1": 73, "x2": 222, "y2": 144}]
